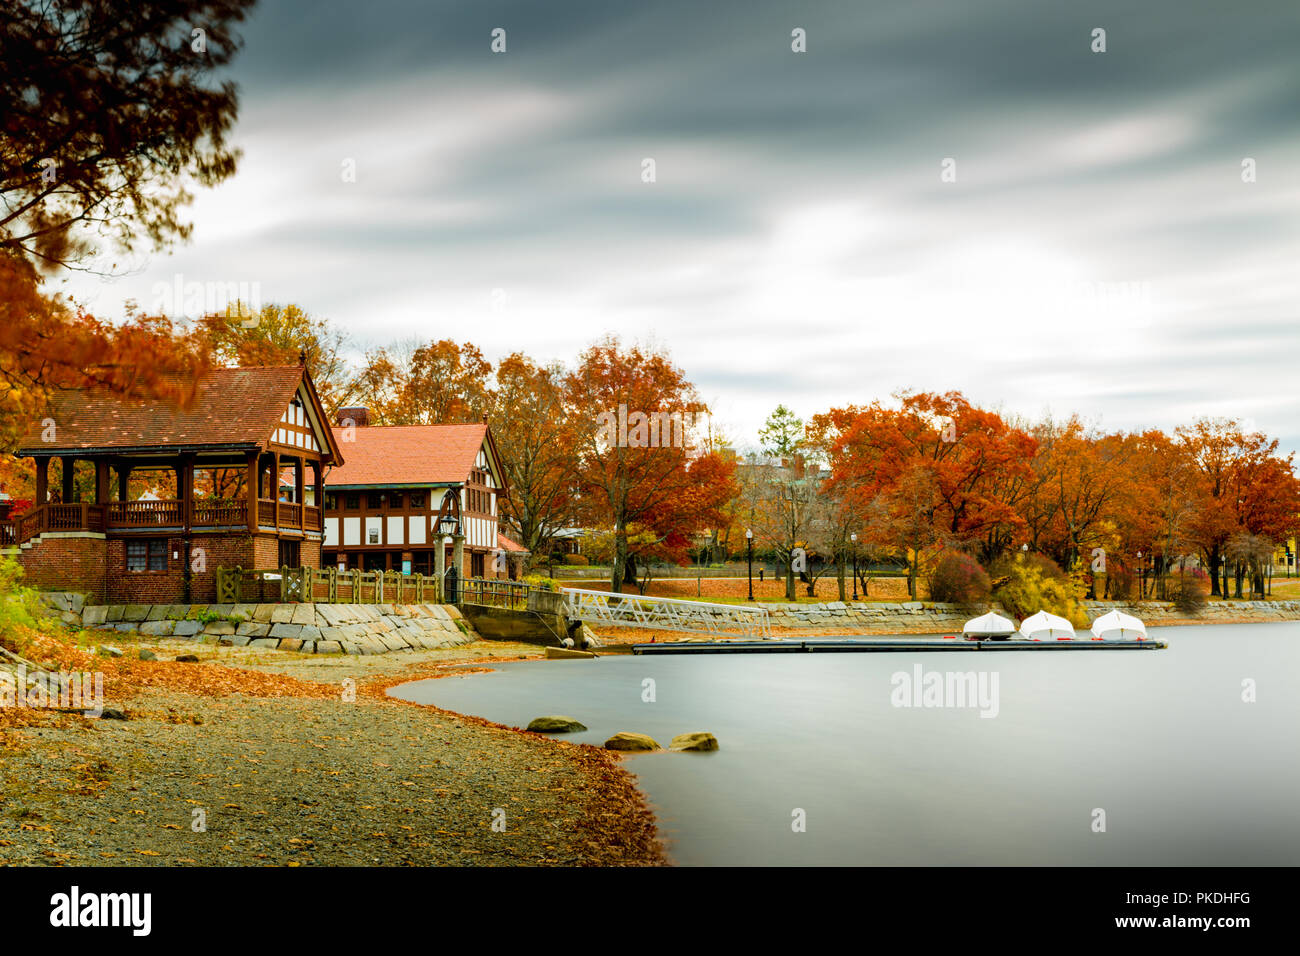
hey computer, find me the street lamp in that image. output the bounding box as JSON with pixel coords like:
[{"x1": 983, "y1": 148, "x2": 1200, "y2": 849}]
[
  {"x1": 851, "y1": 532, "x2": 858, "y2": 601},
  {"x1": 745, "y1": 528, "x2": 754, "y2": 602},
  {"x1": 1137, "y1": 550, "x2": 1144, "y2": 599}
]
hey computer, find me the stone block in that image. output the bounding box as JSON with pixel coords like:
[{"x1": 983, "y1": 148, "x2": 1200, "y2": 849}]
[
  {"x1": 269, "y1": 622, "x2": 303, "y2": 640},
  {"x1": 122, "y1": 604, "x2": 151, "y2": 622}
]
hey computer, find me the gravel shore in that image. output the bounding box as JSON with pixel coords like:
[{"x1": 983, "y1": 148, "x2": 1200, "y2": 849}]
[{"x1": 0, "y1": 638, "x2": 663, "y2": 867}]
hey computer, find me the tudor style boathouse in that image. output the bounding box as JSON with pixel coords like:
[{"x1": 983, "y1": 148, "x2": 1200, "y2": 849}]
[
  {"x1": 322, "y1": 408, "x2": 526, "y2": 579},
  {"x1": 3, "y1": 365, "x2": 342, "y2": 604}
]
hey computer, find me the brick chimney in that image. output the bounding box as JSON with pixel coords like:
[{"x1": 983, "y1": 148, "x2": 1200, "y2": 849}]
[{"x1": 337, "y1": 406, "x2": 370, "y2": 427}]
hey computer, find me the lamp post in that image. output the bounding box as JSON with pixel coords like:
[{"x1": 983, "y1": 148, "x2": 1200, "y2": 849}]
[
  {"x1": 851, "y1": 532, "x2": 858, "y2": 601},
  {"x1": 1137, "y1": 550, "x2": 1144, "y2": 599},
  {"x1": 437, "y1": 500, "x2": 462, "y2": 603},
  {"x1": 745, "y1": 528, "x2": 754, "y2": 602}
]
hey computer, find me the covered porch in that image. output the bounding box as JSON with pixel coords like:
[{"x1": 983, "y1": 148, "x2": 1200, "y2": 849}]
[{"x1": 6, "y1": 449, "x2": 324, "y2": 544}]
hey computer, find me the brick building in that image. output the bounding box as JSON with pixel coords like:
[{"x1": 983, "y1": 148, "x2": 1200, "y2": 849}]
[
  {"x1": 322, "y1": 410, "x2": 526, "y2": 578},
  {"x1": 2, "y1": 365, "x2": 343, "y2": 603}
]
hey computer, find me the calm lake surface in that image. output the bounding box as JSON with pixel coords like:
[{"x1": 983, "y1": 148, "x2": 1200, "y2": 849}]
[{"x1": 389, "y1": 624, "x2": 1300, "y2": 866}]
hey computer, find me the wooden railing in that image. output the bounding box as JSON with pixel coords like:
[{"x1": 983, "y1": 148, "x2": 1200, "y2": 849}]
[
  {"x1": 216, "y1": 566, "x2": 442, "y2": 605},
  {"x1": 107, "y1": 499, "x2": 183, "y2": 527},
  {"x1": 192, "y1": 500, "x2": 248, "y2": 528},
  {"x1": 278, "y1": 502, "x2": 302, "y2": 527},
  {"x1": 5, "y1": 498, "x2": 322, "y2": 544},
  {"x1": 459, "y1": 577, "x2": 534, "y2": 610},
  {"x1": 10, "y1": 503, "x2": 108, "y2": 542}
]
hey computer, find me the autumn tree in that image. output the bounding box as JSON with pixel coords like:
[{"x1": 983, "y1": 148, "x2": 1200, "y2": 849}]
[
  {"x1": 200, "y1": 303, "x2": 357, "y2": 415},
  {"x1": 566, "y1": 338, "x2": 733, "y2": 593},
  {"x1": 354, "y1": 339, "x2": 492, "y2": 425},
  {"x1": 0, "y1": 256, "x2": 209, "y2": 459},
  {"x1": 1, "y1": 0, "x2": 254, "y2": 272},
  {"x1": 489, "y1": 353, "x2": 580, "y2": 559}
]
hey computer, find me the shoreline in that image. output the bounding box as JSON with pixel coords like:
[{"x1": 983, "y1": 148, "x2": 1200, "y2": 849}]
[{"x1": 0, "y1": 631, "x2": 665, "y2": 867}]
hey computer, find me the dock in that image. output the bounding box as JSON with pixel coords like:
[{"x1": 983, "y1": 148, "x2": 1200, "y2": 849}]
[{"x1": 630, "y1": 638, "x2": 1167, "y2": 654}]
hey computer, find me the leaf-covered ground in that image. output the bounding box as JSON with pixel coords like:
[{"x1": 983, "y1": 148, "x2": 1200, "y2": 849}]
[{"x1": 0, "y1": 627, "x2": 663, "y2": 866}]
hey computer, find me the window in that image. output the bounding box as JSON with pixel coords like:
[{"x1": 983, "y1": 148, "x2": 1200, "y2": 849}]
[
  {"x1": 345, "y1": 493, "x2": 360, "y2": 510},
  {"x1": 389, "y1": 493, "x2": 404, "y2": 510},
  {"x1": 126, "y1": 539, "x2": 168, "y2": 572},
  {"x1": 410, "y1": 492, "x2": 425, "y2": 509},
  {"x1": 367, "y1": 492, "x2": 383, "y2": 509},
  {"x1": 324, "y1": 492, "x2": 338, "y2": 511},
  {"x1": 278, "y1": 539, "x2": 300, "y2": 568}
]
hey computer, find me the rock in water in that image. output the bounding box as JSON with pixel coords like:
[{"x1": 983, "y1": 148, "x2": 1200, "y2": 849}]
[
  {"x1": 670, "y1": 732, "x2": 719, "y2": 752},
  {"x1": 604, "y1": 732, "x2": 660, "y2": 752},
  {"x1": 527, "y1": 716, "x2": 588, "y2": 733}
]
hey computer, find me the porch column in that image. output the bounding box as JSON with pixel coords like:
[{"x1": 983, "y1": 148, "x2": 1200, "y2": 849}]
[
  {"x1": 60, "y1": 456, "x2": 75, "y2": 502},
  {"x1": 95, "y1": 459, "x2": 110, "y2": 505},
  {"x1": 35, "y1": 457, "x2": 49, "y2": 505},
  {"x1": 311, "y1": 459, "x2": 322, "y2": 513},
  {"x1": 245, "y1": 451, "x2": 259, "y2": 532},
  {"x1": 179, "y1": 454, "x2": 195, "y2": 533},
  {"x1": 117, "y1": 463, "x2": 131, "y2": 501},
  {"x1": 294, "y1": 457, "x2": 305, "y2": 528},
  {"x1": 273, "y1": 451, "x2": 281, "y2": 535},
  {"x1": 453, "y1": 533, "x2": 466, "y2": 580}
]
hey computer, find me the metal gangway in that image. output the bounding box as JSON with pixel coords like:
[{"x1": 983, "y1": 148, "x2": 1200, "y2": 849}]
[{"x1": 561, "y1": 588, "x2": 772, "y2": 639}]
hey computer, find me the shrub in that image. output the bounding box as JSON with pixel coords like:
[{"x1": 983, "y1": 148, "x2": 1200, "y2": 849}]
[
  {"x1": 522, "y1": 575, "x2": 560, "y2": 592},
  {"x1": 1168, "y1": 569, "x2": 1209, "y2": 615},
  {"x1": 0, "y1": 557, "x2": 38, "y2": 639},
  {"x1": 926, "y1": 551, "x2": 991, "y2": 606},
  {"x1": 989, "y1": 552, "x2": 1087, "y2": 626},
  {"x1": 562, "y1": 554, "x2": 589, "y2": 566}
]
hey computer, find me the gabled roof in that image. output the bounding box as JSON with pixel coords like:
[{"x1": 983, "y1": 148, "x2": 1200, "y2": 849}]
[
  {"x1": 325, "y1": 423, "x2": 505, "y2": 491},
  {"x1": 16, "y1": 366, "x2": 343, "y2": 464},
  {"x1": 497, "y1": 532, "x2": 529, "y2": 554}
]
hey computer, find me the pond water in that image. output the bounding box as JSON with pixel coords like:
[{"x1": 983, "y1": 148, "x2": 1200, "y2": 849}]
[{"x1": 389, "y1": 624, "x2": 1300, "y2": 866}]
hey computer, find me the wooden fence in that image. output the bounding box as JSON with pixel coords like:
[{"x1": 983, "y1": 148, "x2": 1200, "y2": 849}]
[{"x1": 216, "y1": 566, "x2": 442, "y2": 605}]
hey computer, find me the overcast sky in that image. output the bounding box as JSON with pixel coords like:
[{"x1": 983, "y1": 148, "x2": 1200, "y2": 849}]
[{"x1": 61, "y1": 0, "x2": 1300, "y2": 455}]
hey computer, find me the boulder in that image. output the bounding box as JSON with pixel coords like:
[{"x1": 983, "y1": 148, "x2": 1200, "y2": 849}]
[
  {"x1": 527, "y1": 716, "x2": 588, "y2": 734},
  {"x1": 138, "y1": 649, "x2": 158, "y2": 662},
  {"x1": 669, "y1": 732, "x2": 719, "y2": 752},
  {"x1": 174, "y1": 654, "x2": 200, "y2": 663},
  {"x1": 604, "y1": 732, "x2": 660, "y2": 752},
  {"x1": 98, "y1": 646, "x2": 123, "y2": 658}
]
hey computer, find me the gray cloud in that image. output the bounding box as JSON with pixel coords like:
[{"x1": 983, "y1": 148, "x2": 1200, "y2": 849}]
[{"x1": 60, "y1": 0, "x2": 1300, "y2": 455}]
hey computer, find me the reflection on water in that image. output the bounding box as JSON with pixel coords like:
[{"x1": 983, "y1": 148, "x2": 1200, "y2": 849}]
[{"x1": 389, "y1": 624, "x2": 1300, "y2": 866}]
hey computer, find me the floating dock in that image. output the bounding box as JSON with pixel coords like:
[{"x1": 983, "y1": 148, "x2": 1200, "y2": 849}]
[{"x1": 631, "y1": 638, "x2": 1166, "y2": 655}]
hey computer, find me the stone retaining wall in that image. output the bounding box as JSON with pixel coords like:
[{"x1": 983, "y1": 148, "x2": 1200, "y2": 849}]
[
  {"x1": 763, "y1": 599, "x2": 1300, "y2": 632},
  {"x1": 39, "y1": 593, "x2": 476, "y2": 655}
]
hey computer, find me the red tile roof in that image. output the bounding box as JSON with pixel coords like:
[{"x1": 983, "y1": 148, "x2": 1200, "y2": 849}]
[
  {"x1": 325, "y1": 423, "x2": 489, "y2": 487},
  {"x1": 17, "y1": 366, "x2": 318, "y2": 455},
  {"x1": 497, "y1": 532, "x2": 528, "y2": 553}
]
